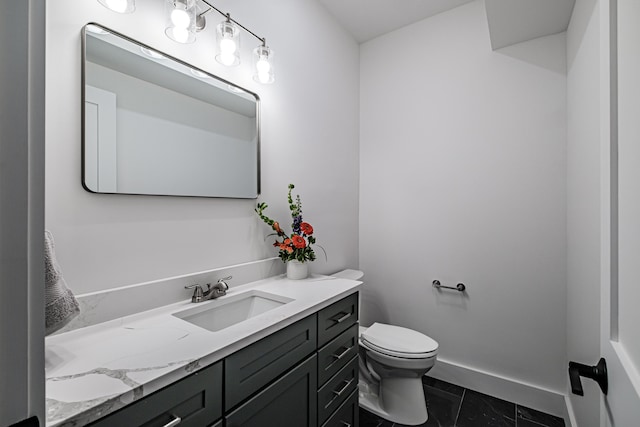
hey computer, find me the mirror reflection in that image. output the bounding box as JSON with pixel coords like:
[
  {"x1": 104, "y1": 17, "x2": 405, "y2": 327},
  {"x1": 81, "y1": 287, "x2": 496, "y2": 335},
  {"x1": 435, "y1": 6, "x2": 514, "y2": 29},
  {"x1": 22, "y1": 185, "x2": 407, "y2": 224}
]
[{"x1": 82, "y1": 24, "x2": 260, "y2": 198}]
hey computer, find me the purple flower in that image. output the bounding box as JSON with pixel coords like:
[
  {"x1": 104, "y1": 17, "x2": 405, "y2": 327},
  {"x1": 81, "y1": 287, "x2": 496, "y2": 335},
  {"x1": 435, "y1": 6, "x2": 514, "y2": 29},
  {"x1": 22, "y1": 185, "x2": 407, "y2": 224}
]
[{"x1": 292, "y1": 215, "x2": 302, "y2": 234}]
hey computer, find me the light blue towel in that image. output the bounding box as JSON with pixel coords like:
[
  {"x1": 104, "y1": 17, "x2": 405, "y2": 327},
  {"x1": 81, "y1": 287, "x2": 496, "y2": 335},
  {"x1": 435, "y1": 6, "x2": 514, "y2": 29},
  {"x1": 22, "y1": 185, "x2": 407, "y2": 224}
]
[{"x1": 45, "y1": 230, "x2": 80, "y2": 335}]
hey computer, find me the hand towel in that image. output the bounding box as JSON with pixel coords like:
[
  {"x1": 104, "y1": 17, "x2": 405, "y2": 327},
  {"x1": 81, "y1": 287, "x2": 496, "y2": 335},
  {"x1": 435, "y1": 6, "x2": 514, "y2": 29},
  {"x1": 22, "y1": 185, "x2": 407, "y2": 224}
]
[{"x1": 45, "y1": 230, "x2": 80, "y2": 335}]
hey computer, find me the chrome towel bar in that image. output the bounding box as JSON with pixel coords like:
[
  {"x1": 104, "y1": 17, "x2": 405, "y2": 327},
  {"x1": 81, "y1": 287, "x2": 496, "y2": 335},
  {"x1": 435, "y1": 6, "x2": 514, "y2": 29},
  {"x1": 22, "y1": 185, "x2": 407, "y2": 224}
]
[{"x1": 432, "y1": 280, "x2": 466, "y2": 292}]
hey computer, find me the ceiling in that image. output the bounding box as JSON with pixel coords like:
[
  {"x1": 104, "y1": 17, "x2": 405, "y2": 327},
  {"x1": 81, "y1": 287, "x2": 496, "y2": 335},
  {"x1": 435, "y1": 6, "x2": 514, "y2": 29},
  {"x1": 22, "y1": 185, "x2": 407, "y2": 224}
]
[
  {"x1": 318, "y1": 0, "x2": 475, "y2": 43},
  {"x1": 318, "y1": 0, "x2": 576, "y2": 48},
  {"x1": 485, "y1": 0, "x2": 576, "y2": 50}
]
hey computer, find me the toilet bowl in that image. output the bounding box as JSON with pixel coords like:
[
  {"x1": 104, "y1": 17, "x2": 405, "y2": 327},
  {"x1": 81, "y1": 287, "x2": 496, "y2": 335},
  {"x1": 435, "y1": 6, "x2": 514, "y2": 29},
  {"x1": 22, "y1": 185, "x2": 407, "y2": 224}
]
[
  {"x1": 359, "y1": 323, "x2": 438, "y2": 425},
  {"x1": 332, "y1": 269, "x2": 439, "y2": 426}
]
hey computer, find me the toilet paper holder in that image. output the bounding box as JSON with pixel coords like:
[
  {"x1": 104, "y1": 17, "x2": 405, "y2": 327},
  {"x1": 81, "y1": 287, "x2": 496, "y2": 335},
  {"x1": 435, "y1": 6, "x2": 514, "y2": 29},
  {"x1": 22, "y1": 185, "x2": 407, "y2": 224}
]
[{"x1": 432, "y1": 280, "x2": 466, "y2": 292}]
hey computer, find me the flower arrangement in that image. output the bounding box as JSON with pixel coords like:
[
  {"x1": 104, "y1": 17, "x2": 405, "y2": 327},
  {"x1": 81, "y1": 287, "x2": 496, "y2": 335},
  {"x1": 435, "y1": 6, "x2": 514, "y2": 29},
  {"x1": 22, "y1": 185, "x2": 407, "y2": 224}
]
[{"x1": 255, "y1": 184, "x2": 323, "y2": 263}]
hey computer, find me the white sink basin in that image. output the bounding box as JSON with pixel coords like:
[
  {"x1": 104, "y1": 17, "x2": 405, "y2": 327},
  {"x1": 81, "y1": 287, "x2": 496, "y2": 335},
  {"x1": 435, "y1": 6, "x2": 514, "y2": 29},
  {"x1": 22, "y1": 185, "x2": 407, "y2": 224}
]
[{"x1": 173, "y1": 290, "x2": 293, "y2": 332}]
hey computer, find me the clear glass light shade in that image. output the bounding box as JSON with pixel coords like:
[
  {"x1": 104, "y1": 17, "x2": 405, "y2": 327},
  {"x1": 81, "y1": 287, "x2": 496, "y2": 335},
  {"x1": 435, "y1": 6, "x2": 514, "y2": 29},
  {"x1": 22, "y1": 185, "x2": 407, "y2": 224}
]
[
  {"x1": 98, "y1": 0, "x2": 135, "y2": 14},
  {"x1": 216, "y1": 21, "x2": 241, "y2": 67},
  {"x1": 253, "y1": 45, "x2": 275, "y2": 84},
  {"x1": 164, "y1": 0, "x2": 196, "y2": 44}
]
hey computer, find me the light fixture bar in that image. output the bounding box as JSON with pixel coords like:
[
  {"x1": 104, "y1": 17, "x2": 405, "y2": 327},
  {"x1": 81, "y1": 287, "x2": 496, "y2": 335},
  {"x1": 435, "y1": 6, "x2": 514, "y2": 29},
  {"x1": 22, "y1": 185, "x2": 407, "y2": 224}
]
[{"x1": 199, "y1": 0, "x2": 265, "y2": 44}]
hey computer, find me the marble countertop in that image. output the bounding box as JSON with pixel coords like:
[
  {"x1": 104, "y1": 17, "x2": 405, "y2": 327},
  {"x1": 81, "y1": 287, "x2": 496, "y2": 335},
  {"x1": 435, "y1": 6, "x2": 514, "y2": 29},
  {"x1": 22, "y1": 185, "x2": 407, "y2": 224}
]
[{"x1": 45, "y1": 274, "x2": 361, "y2": 427}]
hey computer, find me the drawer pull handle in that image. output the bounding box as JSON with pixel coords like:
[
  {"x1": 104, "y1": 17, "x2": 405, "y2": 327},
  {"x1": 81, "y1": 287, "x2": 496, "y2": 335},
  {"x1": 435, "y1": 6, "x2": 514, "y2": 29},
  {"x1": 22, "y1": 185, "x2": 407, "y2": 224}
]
[
  {"x1": 332, "y1": 346, "x2": 353, "y2": 360},
  {"x1": 340, "y1": 422, "x2": 352, "y2": 427},
  {"x1": 162, "y1": 415, "x2": 182, "y2": 427},
  {"x1": 332, "y1": 312, "x2": 351, "y2": 324},
  {"x1": 332, "y1": 378, "x2": 354, "y2": 397},
  {"x1": 324, "y1": 379, "x2": 355, "y2": 409}
]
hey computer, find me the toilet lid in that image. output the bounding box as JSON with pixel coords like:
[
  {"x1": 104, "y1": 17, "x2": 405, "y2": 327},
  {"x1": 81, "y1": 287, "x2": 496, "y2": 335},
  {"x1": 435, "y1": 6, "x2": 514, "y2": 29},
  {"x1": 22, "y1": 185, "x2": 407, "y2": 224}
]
[{"x1": 361, "y1": 323, "x2": 438, "y2": 359}]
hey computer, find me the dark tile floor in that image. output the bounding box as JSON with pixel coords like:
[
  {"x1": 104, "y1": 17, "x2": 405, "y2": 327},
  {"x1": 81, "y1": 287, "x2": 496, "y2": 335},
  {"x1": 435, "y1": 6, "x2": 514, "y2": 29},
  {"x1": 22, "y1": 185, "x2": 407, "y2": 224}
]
[{"x1": 359, "y1": 376, "x2": 565, "y2": 427}]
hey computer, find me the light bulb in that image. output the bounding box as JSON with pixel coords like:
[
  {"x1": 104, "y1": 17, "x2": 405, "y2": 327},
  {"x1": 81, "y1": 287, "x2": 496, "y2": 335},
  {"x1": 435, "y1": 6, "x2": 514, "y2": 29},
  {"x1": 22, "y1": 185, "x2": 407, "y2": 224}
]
[
  {"x1": 220, "y1": 38, "x2": 237, "y2": 54},
  {"x1": 105, "y1": 0, "x2": 128, "y2": 13},
  {"x1": 170, "y1": 7, "x2": 190, "y2": 28},
  {"x1": 257, "y1": 72, "x2": 270, "y2": 84},
  {"x1": 256, "y1": 58, "x2": 271, "y2": 74},
  {"x1": 170, "y1": 27, "x2": 189, "y2": 43},
  {"x1": 219, "y1": 52, "x2": 237, "y2": 66}
]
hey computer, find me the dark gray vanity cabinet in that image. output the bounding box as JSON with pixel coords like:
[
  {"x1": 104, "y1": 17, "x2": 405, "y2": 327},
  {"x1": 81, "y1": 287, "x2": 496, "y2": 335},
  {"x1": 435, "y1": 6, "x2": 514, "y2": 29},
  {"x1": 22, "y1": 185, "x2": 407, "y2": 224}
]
[
  {"x1": 87, "y1": 361, "x2": 223, "y2": 427},
  {"x1": 226, "y1": 354, "x2": 318, "y2": 427},
  {"x1": 225, "y1": 292, "x2": 360, "y2": 427},
  {"x1": 225, "y1": 314, "x2": 317, "y2": 411},
  {"x1": 316, "y1": 293, "x2": 359, "y2": 427},
  {"x1": 86, "y1": 291, "x2": 359, "y2": 427},
  {"x1": 322, "y1": 389, "x2": 359, "y2": 427}
]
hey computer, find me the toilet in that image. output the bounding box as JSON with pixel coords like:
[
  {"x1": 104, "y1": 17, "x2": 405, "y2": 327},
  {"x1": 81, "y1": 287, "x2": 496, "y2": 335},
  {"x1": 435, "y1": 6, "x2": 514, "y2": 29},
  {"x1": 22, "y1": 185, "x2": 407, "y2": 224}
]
[{"x1": 332, "y1": 270, "x2": 439, "y2": 426}]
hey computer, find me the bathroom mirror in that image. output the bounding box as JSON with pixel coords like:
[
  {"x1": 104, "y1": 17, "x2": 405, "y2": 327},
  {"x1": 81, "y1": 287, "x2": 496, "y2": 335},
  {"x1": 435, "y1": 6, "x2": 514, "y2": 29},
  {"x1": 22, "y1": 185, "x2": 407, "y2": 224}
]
[{"x1": 82, "y1": 24, "x2": 260, "y2": 198}]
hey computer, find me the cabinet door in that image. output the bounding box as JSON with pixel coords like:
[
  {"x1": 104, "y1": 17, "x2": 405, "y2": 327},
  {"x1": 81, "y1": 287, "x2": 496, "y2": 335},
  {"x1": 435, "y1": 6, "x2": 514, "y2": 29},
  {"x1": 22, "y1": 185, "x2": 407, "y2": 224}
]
[
  {"x1": 225, "y1": 314, "x2": 317, "y2": 410},
  {"x1": 88, "y1": 361, "x2": 222, "y2": 427},
  {"x1": 226, "y1": 355, "x2": 318, "y2": 427}
]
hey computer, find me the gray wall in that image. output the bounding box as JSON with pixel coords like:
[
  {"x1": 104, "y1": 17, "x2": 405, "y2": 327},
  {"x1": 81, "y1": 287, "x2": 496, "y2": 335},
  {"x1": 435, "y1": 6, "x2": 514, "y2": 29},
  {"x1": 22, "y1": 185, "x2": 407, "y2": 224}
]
[
  {"x1": 0, "y1": 0, "x2": 46, "y2": 424},
  {"x1": 46, "y1": 0, "x2": 360, "y2": 294},
  {"x1": 359, "y1": 0, "x2": 568, "y2": 395}
]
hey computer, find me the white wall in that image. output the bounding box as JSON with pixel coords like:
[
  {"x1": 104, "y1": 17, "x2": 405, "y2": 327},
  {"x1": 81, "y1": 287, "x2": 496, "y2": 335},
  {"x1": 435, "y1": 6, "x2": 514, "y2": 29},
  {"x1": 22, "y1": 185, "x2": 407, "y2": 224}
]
[
  {"x1": 360, "y1": 0, "x2": 567, "y2": 395},
  {"x1": 566, "y1": 0, "x2": 602, "y2": 424},
  {"x1": 46, "y1": 0, "x2": 360, "y2": 294}
]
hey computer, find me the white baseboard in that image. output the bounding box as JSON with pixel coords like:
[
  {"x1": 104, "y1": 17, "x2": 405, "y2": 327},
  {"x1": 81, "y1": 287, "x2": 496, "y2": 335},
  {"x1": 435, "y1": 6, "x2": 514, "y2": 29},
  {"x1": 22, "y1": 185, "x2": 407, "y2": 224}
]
[{"x1": 428, "y1": 357, "x2": 572, "y2": 425}]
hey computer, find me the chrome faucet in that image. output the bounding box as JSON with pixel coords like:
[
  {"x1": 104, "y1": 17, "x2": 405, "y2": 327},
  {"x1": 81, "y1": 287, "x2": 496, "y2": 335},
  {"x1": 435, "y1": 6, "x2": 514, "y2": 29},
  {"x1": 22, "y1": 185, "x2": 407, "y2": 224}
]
[{"x1": 185, "y1": 276, "x2": 232, "y2": 303}]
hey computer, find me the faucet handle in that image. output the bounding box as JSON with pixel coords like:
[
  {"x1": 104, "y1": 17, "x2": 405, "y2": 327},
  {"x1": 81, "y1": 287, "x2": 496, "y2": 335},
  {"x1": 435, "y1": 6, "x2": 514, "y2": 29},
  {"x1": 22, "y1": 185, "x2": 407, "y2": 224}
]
[
  {"x1": 184, "y1": 284, "x2": 204, "y2": 303},
  {"x1": 217, "y1": 276, "x2": 232, "y2": 290}
]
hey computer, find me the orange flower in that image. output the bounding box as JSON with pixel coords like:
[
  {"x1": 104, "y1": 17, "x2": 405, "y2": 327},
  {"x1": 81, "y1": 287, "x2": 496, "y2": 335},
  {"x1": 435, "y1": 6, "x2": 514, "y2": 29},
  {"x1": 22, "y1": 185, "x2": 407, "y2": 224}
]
[
  {"x1": 277, "y1": 238, "x2": 294, "y2": 254},
  {"x1": 272, "y1": 222, "x2": 283, "y2": 234},
  {"x1": 292, "y1": 235, "x2": 306, "y2": 249},
  {"x1": 300, "y1": 222, "x2": 313, "y2": 235}
]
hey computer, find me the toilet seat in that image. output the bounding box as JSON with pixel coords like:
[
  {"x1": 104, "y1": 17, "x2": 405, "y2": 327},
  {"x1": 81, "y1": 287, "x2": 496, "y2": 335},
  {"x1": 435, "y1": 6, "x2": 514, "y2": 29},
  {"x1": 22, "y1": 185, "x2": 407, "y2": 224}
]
[{"x1": 361, "y1": 323, "x2": 438, "y2": 359}]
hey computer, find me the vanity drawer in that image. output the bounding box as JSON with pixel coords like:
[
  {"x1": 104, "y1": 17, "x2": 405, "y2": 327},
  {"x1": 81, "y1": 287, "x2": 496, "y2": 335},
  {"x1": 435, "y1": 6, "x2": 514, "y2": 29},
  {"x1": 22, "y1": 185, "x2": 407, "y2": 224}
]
[
  {"x1": 225, "y1": 314, "x2": 317, "y2": 411},
  {"x1": 317, "y1": 356, "x2": 358, "y2": 425},
  {"x1": 321, "y1": 389, "x2": 359, "y2": 427},
  {"x1": 318, "y1": 293, "x2": 358, "y2": 347},
  {"x1": 318, "y1": 323, "x2": 359, "y2": 386},
  {"x1": 88, "y1": 361, "x2": 222, "y2": 427}
]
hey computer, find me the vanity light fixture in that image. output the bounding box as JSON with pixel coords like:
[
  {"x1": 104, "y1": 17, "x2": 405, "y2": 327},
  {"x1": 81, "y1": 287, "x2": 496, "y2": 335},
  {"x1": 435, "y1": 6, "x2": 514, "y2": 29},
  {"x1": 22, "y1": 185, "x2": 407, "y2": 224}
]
[
  {"x1": 215, "y1": 15, "x2": 240, "y2": 67},
  {"x1": 98, "y1": 0, "x2": 276, "y2": 83},
  {"x1": 165, "y1": 0, "x2": 197, "y2": 44},
  {"x1": 194, "y1": 0, "x2": 276, "y2": 83},
  {"x1": 98, "y1": 0, "x2": 135, "y2": 14},
  {"x1": 253, "y1": 41, "x2": 274, "y2": 84}
]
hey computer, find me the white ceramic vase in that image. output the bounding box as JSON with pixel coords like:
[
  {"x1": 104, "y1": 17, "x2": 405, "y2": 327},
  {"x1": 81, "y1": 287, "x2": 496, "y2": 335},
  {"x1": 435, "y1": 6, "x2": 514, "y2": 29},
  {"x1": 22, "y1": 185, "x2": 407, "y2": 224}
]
[{"x1": 286, "y1": 260, "x2": 309, "y2": 280}]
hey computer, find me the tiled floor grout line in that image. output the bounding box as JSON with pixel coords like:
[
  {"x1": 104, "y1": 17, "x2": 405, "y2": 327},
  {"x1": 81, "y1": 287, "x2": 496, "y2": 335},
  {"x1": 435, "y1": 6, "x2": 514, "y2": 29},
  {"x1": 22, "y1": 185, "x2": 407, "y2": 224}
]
[{"x1": 453, "y1": 388, "x2": 466, "y2": 426}]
